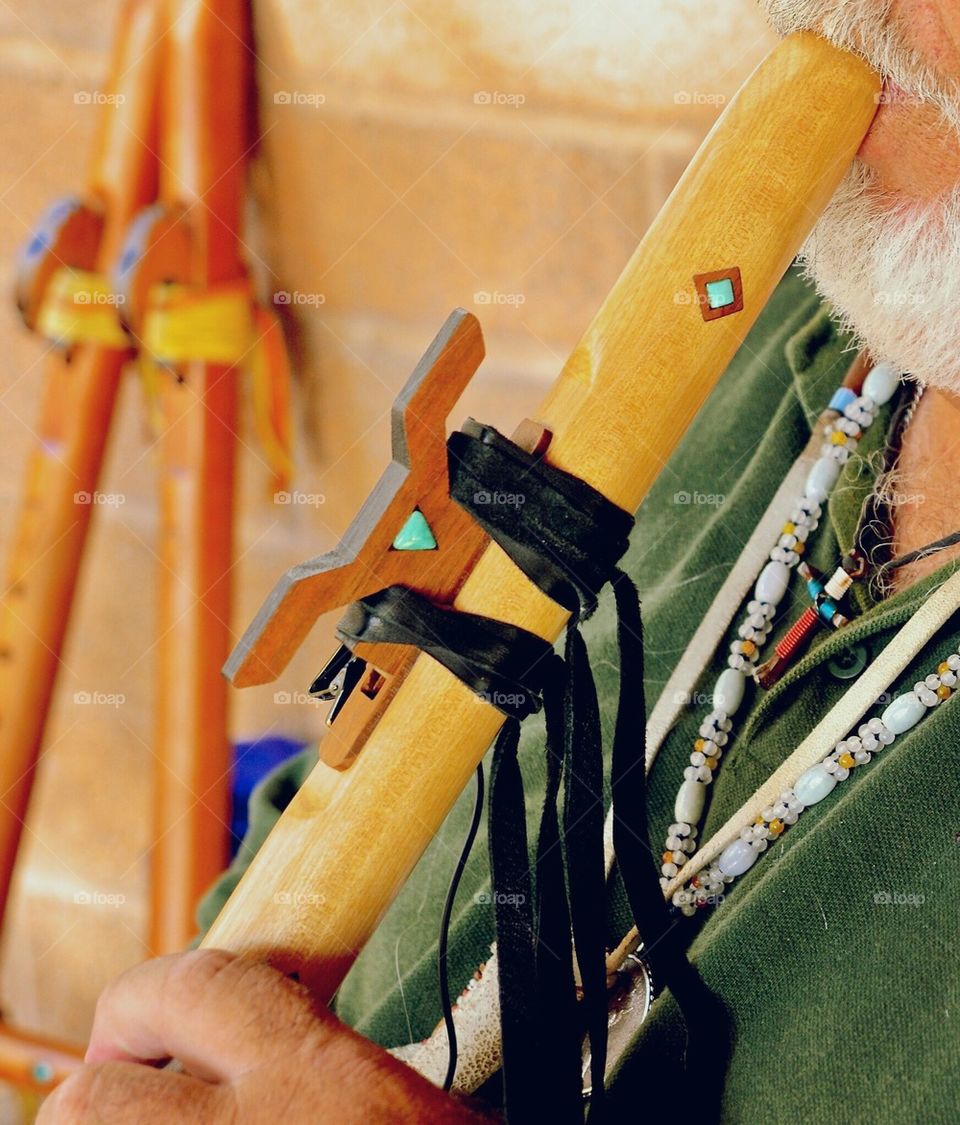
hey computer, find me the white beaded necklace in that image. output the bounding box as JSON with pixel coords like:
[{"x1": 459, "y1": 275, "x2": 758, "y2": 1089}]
[
  {"x1": 595, "y1": 560, "x2": 960, "y2": 1096},
  {"x1": 656, "y1": 360, "x2": 903, "y2": 899},
  {"x1": 675, "y1": 644, "x2": 958, "y2": 913}
]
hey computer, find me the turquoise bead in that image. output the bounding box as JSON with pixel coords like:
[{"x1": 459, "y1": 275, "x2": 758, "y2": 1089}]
[
  {"x1": 805, "y1": 455, "x2": 841, "y2": 503},
  {"x1": 713, "y1": 668, "x2": 745, "y2": 716},
  {"x1": 862, "y1": 361, "x2": 900, "y2": 405},
  {"x1": 705, "y1": 277, "x2": 735, "y2": 309},
  {"x1": 755, "y1": 559, "x2": 789, "y2": 605},
  {"x1": 829, "y1": 386, "x2": 857, "y2": 412},
  {"x1": 794, "y1": 764, "x2": 837, "y2": 806},
  {"x1": 718, "y1": 838, "x2": 758, "y2": 877},
  {"x1": 674, "y1": 778, "x2": 707, "y2": 825},
  {"x1": 392, "y1": 508, "x2": 437, "y2": 551},
  {"x1": 881, "y1": 692, "x2": 925, "y2": 735}
]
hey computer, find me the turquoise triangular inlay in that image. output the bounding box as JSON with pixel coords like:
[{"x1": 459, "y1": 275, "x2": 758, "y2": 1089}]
[{"x1": 392, "y1": 508, "x2": 437, "y2": 551}]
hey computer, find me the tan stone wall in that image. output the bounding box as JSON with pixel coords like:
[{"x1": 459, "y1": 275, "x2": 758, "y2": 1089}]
[{"x1": 0, "y1": 0, "x2": 773, "y2": 1056}]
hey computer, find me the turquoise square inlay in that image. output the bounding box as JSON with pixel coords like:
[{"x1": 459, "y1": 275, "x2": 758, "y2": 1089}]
[{"x1": 705, "y1": 277, "x2": 735, "y2": 309}]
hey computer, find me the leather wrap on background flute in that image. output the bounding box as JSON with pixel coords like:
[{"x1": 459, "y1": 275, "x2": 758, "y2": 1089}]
[{"x1": 203, "y1": 33, "x2": 881, "y2": 996}]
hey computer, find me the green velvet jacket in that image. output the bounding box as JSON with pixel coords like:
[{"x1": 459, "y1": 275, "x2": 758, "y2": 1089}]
[{"x1": 198, "y1": 267, "x2": 960, "y2": 1122}]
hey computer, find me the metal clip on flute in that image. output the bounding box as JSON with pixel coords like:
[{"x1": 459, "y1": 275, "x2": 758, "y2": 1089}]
[{"x1": 206, "y1": 28, "x2": 880, "y2": 1047}]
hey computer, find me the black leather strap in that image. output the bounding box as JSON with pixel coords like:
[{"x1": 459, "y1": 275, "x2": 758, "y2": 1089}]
[
  {"x1": 337, "y1": 585, "x2": 562, "y2": 720},
  {"x1": 448, "y1": 421, "x2": 633, "y2": 616}
]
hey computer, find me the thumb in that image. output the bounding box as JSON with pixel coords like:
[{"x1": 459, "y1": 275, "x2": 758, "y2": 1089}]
[{"x1": 85, "y1": 949, "x2": 340, "y2": 1082}]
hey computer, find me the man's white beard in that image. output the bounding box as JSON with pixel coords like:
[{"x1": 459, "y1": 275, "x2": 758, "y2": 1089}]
[
  {"x1": 800, "y1": 162, "x2": 960, "y2": 393},
  {"x1": 760, "y1": 0, "x2": 960, "y2": 392}
]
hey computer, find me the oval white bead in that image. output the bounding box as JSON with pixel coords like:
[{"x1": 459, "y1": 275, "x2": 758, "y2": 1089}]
[
  {"x1": 805, "y1": 456, "x2": 841, "y2": 503},
  {"x1": 718, "y1": 838, "x2": 758, "y2": 877},
  {"x1": 862, "y1": 361, "x2": 900, "y2": 406},
  {"x1": 674, "y1": 779, "x2": 707, "y2": 825},
  {"x1": 713, "y1": 668, "x2": 746, "y2": 716},
  {"x1": 880, "y1": 692, "x2": 926, "y2": 735},
  {"x1": 755, "y1": 560, "x2": 790, "y2": 606},
  {"x1": 794, "y1": 764, "x2": 837, "y2": 806}
]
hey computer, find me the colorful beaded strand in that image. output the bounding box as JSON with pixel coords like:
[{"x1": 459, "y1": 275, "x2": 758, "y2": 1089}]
[{"x1": 659, "y1": 361, "x2": 902, "y2": 889}]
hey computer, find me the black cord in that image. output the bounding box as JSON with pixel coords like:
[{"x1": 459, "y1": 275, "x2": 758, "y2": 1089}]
[
  {"x1": 852, "y1": 379, "x2": 921, "y2": 573},
  {"x1": 840, "y1": 382, "x2": 960, "y2": 597},
  {"x1": 877, "y1": 529, "x2": 960, "y2": 583},
  {"x1": 438, "y1": 762, "x2": 486, "y2": 1092}
]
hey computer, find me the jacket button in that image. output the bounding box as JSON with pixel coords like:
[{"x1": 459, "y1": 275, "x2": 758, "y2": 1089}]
[{"x1": 827, "y1": 643, "x2": 868, "y2": 680}]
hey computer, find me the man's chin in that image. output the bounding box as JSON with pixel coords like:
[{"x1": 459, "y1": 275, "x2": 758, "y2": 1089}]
[
  {"x1": 858, "y1": 87, "x2": 960, "y2": 201},
  {"x1": 799, "y1": 161, "x2": 960, "y2": 396}
]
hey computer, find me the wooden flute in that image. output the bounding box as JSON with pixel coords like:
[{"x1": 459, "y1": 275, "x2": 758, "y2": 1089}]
[
  {"x1": 1, "y1": 0, "x2": 162, "y2": 929},
  {"x1": 204, "y1": 32, "x2": 881, "y2": 1000}
]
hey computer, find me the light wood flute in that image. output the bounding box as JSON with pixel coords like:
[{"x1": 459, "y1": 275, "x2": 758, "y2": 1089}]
[{"x1": 204, "y1": 34, "x2": 881, "y2": 997}]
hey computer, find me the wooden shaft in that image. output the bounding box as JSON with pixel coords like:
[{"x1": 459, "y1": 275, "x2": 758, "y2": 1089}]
[
  {"x1": 0, "y1": 0, "x2": 161, "y2": 927},
  {"x1": 151, "y1": 368, "x2": 238, "y2": 952},
  {"x1": 149, "y1": 0, "x2": 250, "y2": 953},
  {"x1": 89, "y1": 0, "x2": 162, "y2": 257},
  {"x1": 203, "y1": 33, "x2": 880, "y2": 995}
]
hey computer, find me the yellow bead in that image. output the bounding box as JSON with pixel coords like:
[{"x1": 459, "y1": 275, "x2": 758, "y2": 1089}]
[
  {"x1": 741, "y1": 640, "x2": 757, "y2": 658},
  {"x1": 705, "y1": 757, "x2": 718, "y2": 770},
  {"x1": 754, "y1": 816, "x2": 765, "y2": 826},
  {"x1": 839, "y1": 751, "x2": 855, "y2": 769},
  {"x1": 937, "y1": 684, "x2": 952, "y2": 701},
  {"x1": 782, "y1": 521, "x2": 796, "y2": 536},
  {"x1": 768, "y1": 819, "x2": 784, "y2": 836},
  {"x1": 830, "y1": 430, "x2": 848, "y2": 445},
  {"x1": 938, "y1": 661, "x2": 951, "y2": 675},
  {"x1": 694, "y1": 738, "x2": 705, "y2": 752},
  {"x1": 662, "y1": 851, "x2": 673, "y2": 864},
  {"x1": 794, "y1": 540, "x2": 805, "y2": 555}
]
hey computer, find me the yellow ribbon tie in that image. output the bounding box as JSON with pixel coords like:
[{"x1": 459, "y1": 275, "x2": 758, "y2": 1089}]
[
  {"x1": 142, "y1": 280, "x2": 254, "y2": 366},
  {"x1": 141, "y1": 280, "x2": 295, "y2": 491},
  {"x1": 32, "y1": 270, "x2": 295, "y2": 491},
  {"x1": 35, "y1": 267, "x2": 129, "y2": 350}
]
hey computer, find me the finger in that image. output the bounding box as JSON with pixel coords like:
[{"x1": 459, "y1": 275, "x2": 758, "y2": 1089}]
[
  {"x1": 37, "y1": 1060, "x2": 229, "y2": 1124},
  {"x1": 85, "y1": 949, "x2": 338, "y2": 1081}
]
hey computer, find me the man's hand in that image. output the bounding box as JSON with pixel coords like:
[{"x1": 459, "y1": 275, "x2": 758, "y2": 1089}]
[{"x1": 38, "y1": 949, "x2": 484, "y2": 1123}]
